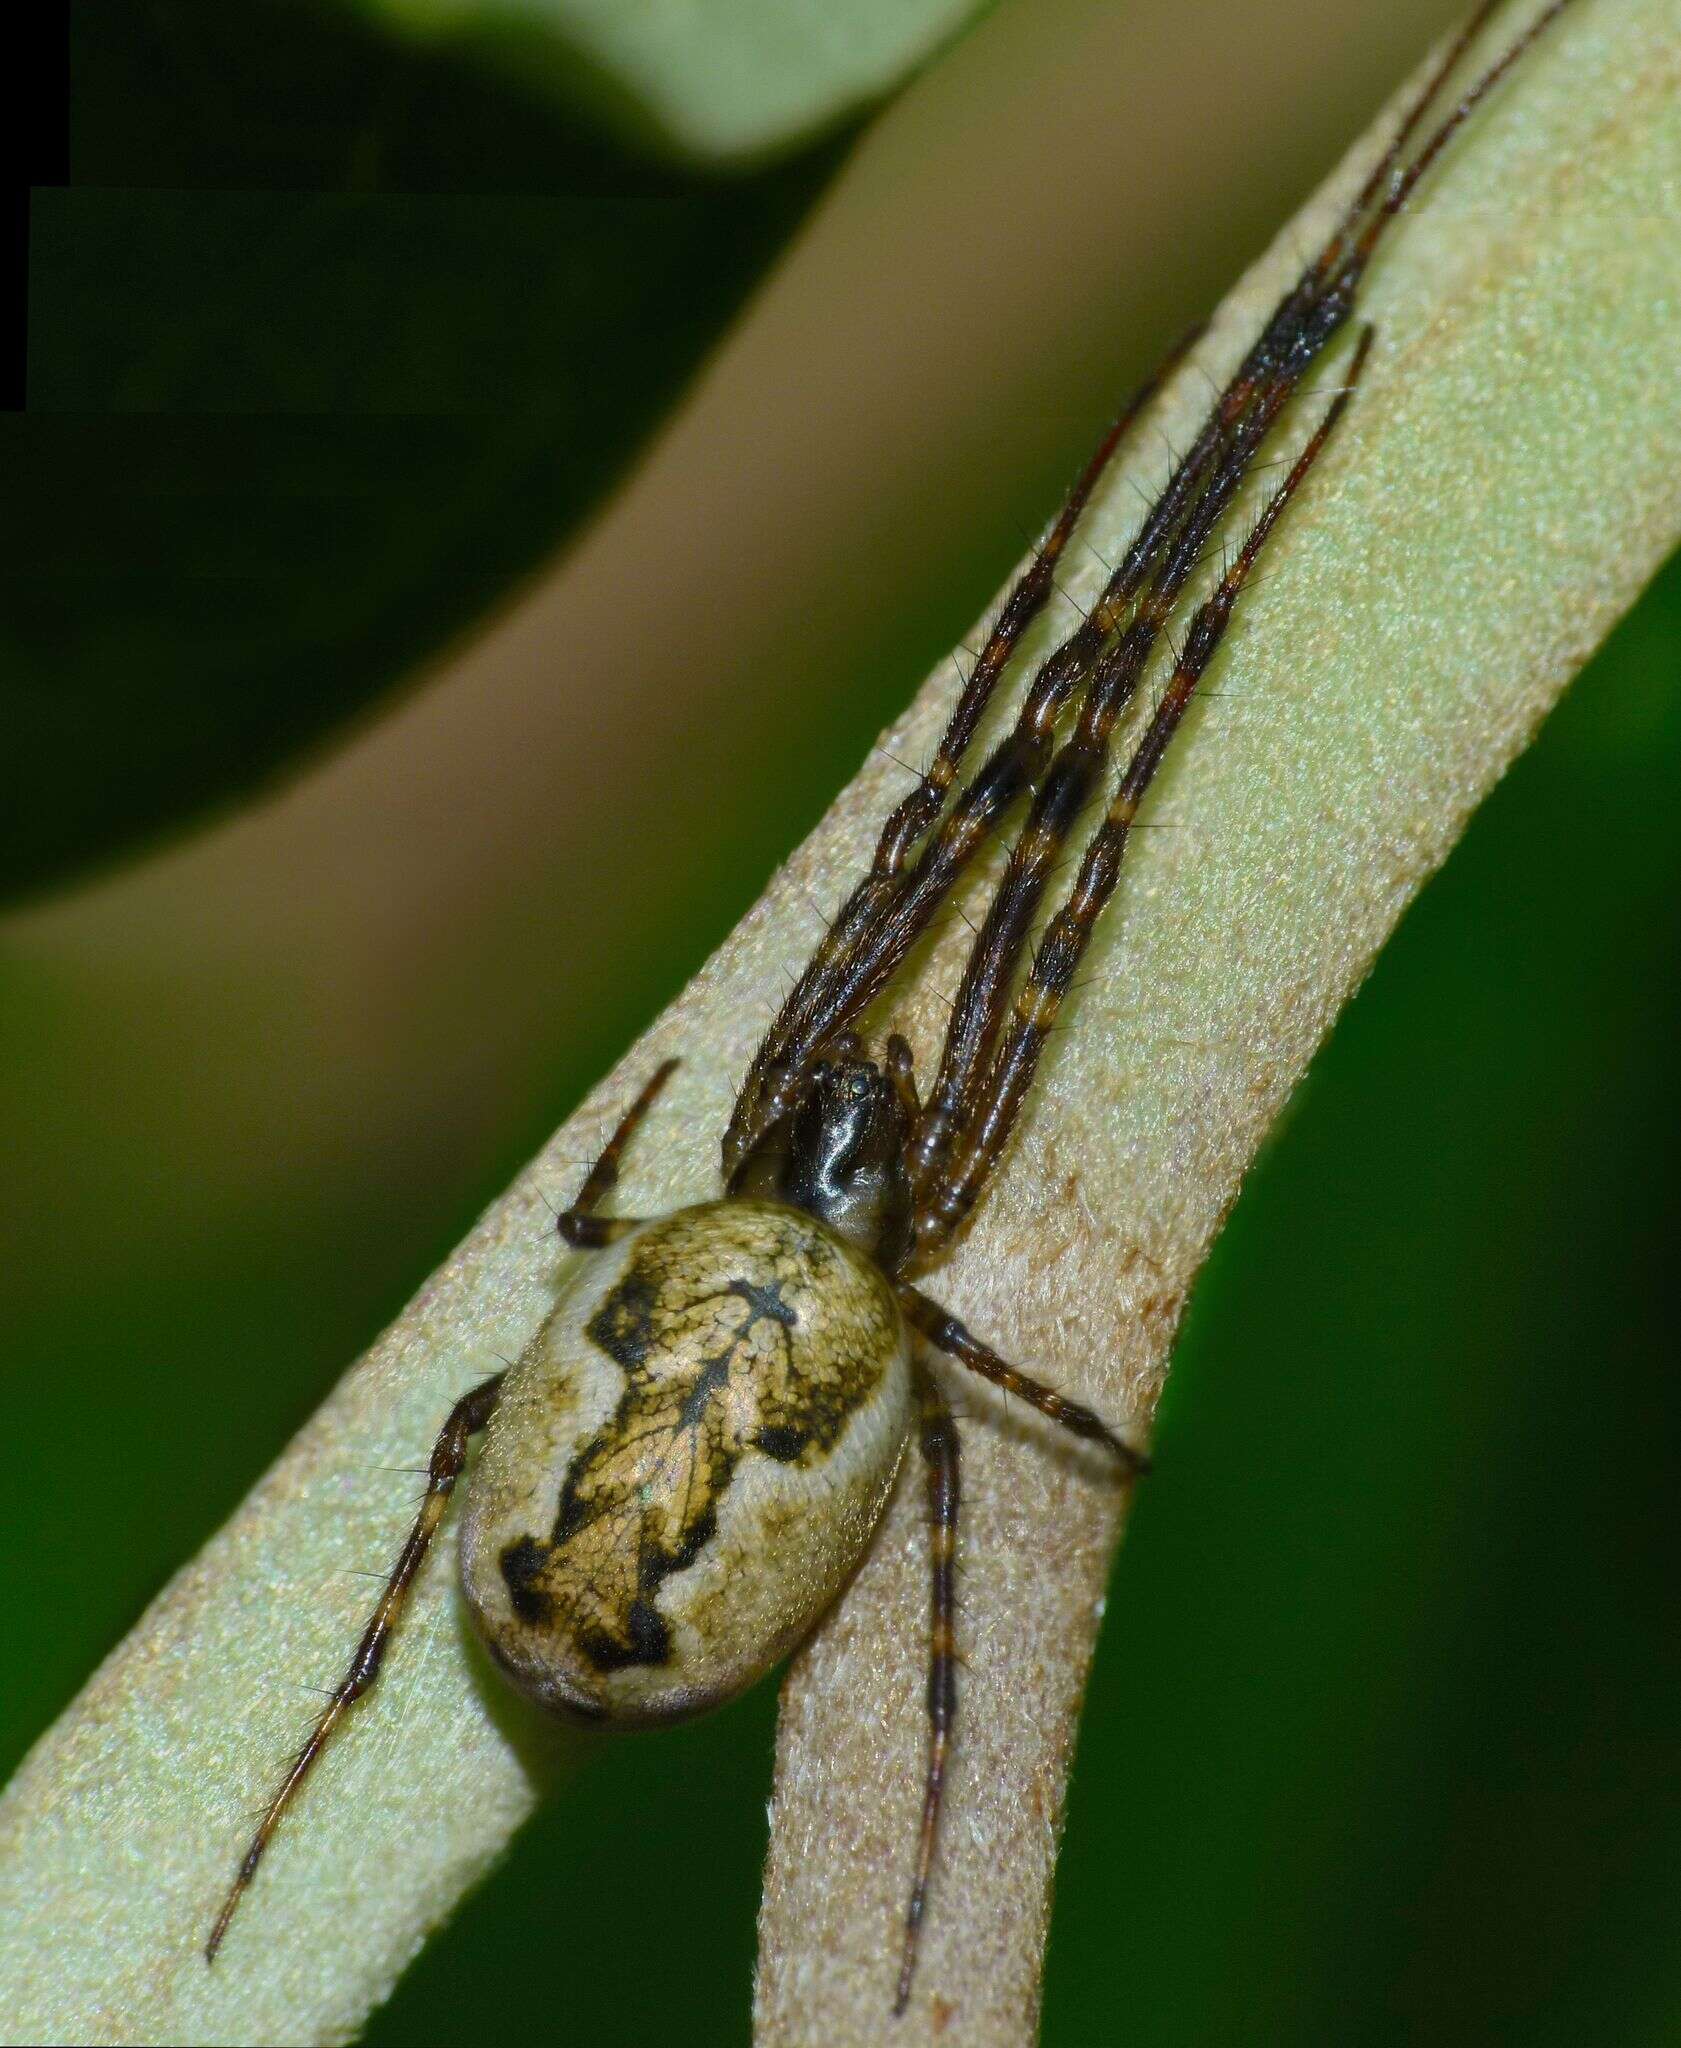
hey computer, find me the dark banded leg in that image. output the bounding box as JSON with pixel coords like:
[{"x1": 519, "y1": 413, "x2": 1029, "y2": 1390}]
[
  {"x1": 864, "y1": 328, "x2": 1200, "y2": 894},
  {"x1": 1342, "y1": 0, "x2": 1576, "y2": 274},
  {"x1": 557, "y1": 1057, "x2": 678, "y2": 1249},
  {"x1": 206, "y1": 1371, "x2": 505, "y2": 1963},
  {"x1": 723, "y1": 329, "x2": 1205, "y2": 1179},
  {"x1": 907, "y1": 356, "x2": 1308, "y2": 1197},
  {"x1": 730, "y1": 277, "x2": 1345, "y2": 1179},
  {"x1": 900, "y1": 1286, "x2": 1149, "y2": 1475},
  {"x1": 894, "y1": 1363, "x2": 962, "y2": 2018},
  {"x1": 915, "y1": 330, "x2": 1374, "y2": 1263},
  {"x1": 725, "y1": 3, "x2": 1575, "y2": 1189},
  {"x1": 883, "y1": 18, "x2": 1492, "y2": 1153},
  {"x1": 866, "y1": 0, "x2": 1573, "y2": 1155},
  {"x1": 1310, "y1": 0, "x2": 1505, "y2": 286},
  {"x1": 1299, "y1": 1, "x2": 1579, "y2": 376}
]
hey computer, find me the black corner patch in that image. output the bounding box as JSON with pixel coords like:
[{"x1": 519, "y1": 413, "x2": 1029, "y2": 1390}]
[
  {"x1": 753, "y1": 1424, "x2": 809, "y2": 1462},
  {"x1": 580, "y1": 1596, "x2": 672, "y2": 1672},
  {"x1": 499, "y1": 1535, "x2": 554, "y2": 1625}
]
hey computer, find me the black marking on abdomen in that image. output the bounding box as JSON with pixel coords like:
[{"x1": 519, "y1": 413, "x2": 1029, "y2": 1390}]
[
  {"x1": 499, "y1": 1536, "x2": 554, "y2": 1625},
  {"x1": 580, "y1": 1597, "x2": 671, "y2": 1672},
  {"x1": 497, "y1": 1220, "x2": 888, "y2": 1674},
  {"x1": 753, "y1": 1425, "x2": 810, "y2": 1462}
]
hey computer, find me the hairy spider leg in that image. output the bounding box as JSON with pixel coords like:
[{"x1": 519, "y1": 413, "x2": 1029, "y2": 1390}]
[
  {"x1": 866, "y1": 330, "x2": 1205, "y2": 899},
  {"x1": 899, "y1": 1285, "x2": 1149, "y2": 1473},
  {"x1": 825, "y1": 315, "x2": 1340, "y2": 1204},
  {"x1": 206, "y1": 1372, "x2": 506, "y2": 1963},
  {"x1": 723, "y1": 326, "x2": 1209, "y2": 1177},
  {"x1": 891, "y1": 1280, "x2": 1148, "y2": 2015},
  {"x1": 1310, "y1": 0, "x2": 1508, "y2": 289},
  {"x1": 556, "y1": 1056, "x2": 680, "y2": 1249},
  {"x1": 905, "y1": 354, "x2": 1322, "y2": 1194},
  {"x1": 913, "y1": 328, "x2": 1374, "y2": 1262},
  {"x1": 1306, "y1": 0, "x2": 1576, "y2": 339},
  {"x1": 905, "y1": 0, "x2": 1573, "y2": 1206},
  {"x1": 726, "y1": 366, "x2": 1290, "y2": 1178},
  {"x1": 1263, "y1": 0, "x2": 1560, "y2": 363},
  {"x1": 723, "y1": 1, "x2": 1576, "y2": 1189},
  {"x1": 724, "y1": 381, "x2": 1250, "y2": 1178},
  {"x1": 894, "y1": 1364, "x2": 961, "y2": 2018},
  {"x1": 1347, "y1": 0, "x2": 1576, "y2": 272}
]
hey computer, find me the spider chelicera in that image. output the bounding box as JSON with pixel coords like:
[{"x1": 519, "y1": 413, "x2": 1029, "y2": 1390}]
[{"x1": 208, "y1": 0, "x2": 1572, "y2": 2015}]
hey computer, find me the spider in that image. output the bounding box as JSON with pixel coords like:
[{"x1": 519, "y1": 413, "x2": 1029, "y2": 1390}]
[{"x1": 207, "y1": 0, "x2": 1572, "y2": 2016}]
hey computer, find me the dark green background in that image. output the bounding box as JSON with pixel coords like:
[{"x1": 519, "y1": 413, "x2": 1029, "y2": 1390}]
[
  {"x1": 4, "y1": 0, "x2": 835, "y2": 903},
  {"x1": 5, "y1": 1, "x2": 1679, "y2": 2042}
]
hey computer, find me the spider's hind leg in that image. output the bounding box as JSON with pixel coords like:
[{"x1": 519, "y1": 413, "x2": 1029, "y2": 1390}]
[
  {"x1": 206, "y1": 1370, "x2": 506, "y2": 1963},
  {"x1": 900, "y1": 1284, "x2": 1149, "y2": 1475},
  {"x1": 894, "y1": 1361, "x2": 961, "y2": 2018}
]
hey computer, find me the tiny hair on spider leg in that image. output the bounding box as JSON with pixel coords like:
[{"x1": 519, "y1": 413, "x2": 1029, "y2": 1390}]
[
  {"x1": 914, "y1": 326, "x2": 1375, "y2": 1261},
  {"x1": 721, "y1": 0, "x2": 1578, "y2": 1190},
  {"x1": 203, "y1": 1, "x2": 1577, "y2": 2018}
]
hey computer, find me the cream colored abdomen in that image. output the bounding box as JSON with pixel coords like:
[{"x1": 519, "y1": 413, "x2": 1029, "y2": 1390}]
[{"x1": 460, "y1": 1199, "x2": 912, "y2": 1725}]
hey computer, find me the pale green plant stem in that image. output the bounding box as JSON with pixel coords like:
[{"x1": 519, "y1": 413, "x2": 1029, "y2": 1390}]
[
  {"x1": 757, "y1": 7, "x2": 1681, "y2": 2032},
  {"x1": 1, "y1": 3, "x2": 1677, "y2": 2043}
]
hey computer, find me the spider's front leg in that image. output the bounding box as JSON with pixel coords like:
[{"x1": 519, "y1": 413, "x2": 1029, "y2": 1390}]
[
  {"x1": 914, "y1": 328, "x2": 1374, "y2": 1268},
  {"x1": 721, "y1": 327, "x2": 1208, "y2": 1179}
]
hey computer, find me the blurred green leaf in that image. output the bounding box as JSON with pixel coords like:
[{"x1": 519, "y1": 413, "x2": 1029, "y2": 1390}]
[
  {"x1": 346, "y1": 0, "x2": 997, "y2": 162},
  {"x1": 1044, "y1": 546, "x2": 1681, "y2": 2047},
  {"x1": 2, "y1": 0, "x2": 846, "y2": 907}
]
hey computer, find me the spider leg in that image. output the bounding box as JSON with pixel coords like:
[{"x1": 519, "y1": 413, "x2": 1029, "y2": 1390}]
[
  {"x1": 727, "y1": 121, "x2": 1381, "y2": 1181},
  {"x1": 1312, "y1": 0, "x2": 1506, "y2": 286},
  {"x1": 907, "y1": 358, "x2": 1310, "y2": 1194},
  {"x1": 885, "y1": 1030, "x2": 922, "y2": 1125},
  {"x1": 206, "y1": 1371, "x2": 505, "y2": 1963},
  {"x1": 905, "y1": 7, "x2": 1571, "y2": 1204},
  {"x1": 724, "y1": 385, "x2": 1254, "y2": 1180},
  {"x1": 1309, "y1": 0, "x2": 1578, "y2": 338},
  {"x1": 723, "y1": 328, "x2": 1205, "y2": 1179},
  {"x1": 810, "y1": 327, "x2": 1316, "y2": 1085},
  {"x1": 726, "y1": 0, "x2": 1572, "y2": 1188},
  {"x1": 899, "y1": 1285, "x2": 1149, "y2": 1474},
  {"x1": 556, "y1": 1056, "x2": 678, "y2": 1249},
  {"x1": 893, "y1": 1361, "x2": 961, "y2": 2018},
  {"x1": 866, "y1": 327, "x2": 1203, "y2": 895},
  {"x1": 1345, "y1": 0, "x2": 1576, "y2": 272},
  {"x1": 913, "y1": 328, "x2": 1374, "y2": 1264}
]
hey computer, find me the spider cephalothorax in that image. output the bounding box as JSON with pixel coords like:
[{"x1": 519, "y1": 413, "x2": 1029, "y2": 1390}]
[
  {"x1": 727, "y1": 1038, "x2": 917, "y2": 1266},
  {"x1": 206, "y1": 0, "x2": 1573, "y2": 2016}
]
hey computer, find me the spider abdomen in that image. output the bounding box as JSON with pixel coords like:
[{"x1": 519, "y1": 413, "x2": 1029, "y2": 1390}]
[{"x1": 460, "y1": 1198, "x2": 913, "y2": 1726}]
